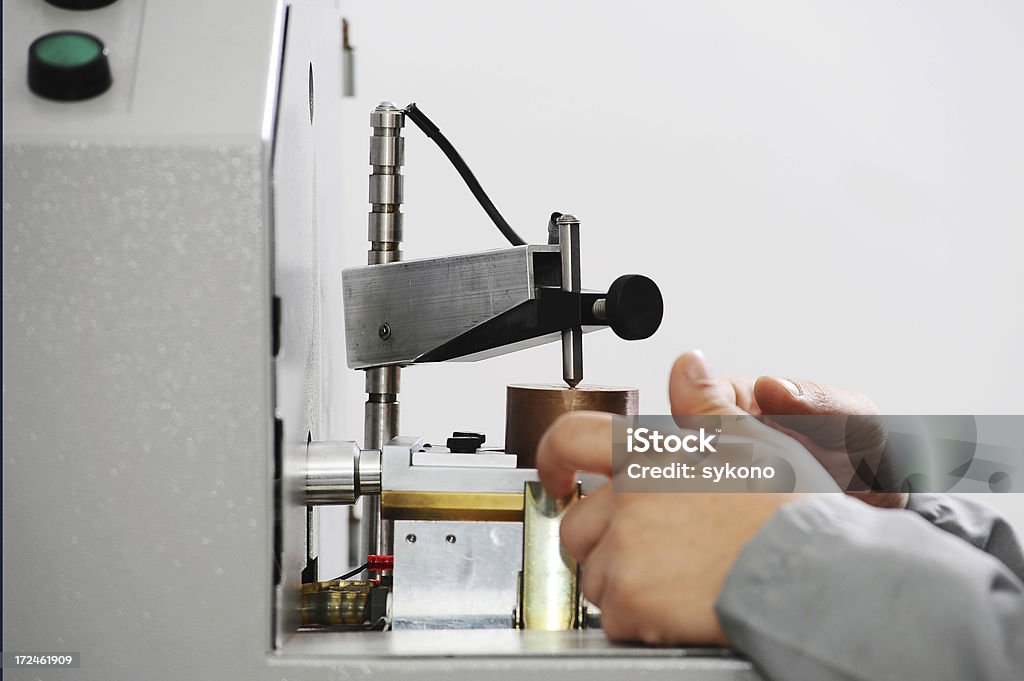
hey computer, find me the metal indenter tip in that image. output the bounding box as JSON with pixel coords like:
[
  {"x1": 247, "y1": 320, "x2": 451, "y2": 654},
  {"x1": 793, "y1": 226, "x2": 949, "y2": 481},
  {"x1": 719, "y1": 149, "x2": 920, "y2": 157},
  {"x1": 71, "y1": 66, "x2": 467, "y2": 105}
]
[{"x1": 562, "y1": 328, "x2": 583, "y2": 389}]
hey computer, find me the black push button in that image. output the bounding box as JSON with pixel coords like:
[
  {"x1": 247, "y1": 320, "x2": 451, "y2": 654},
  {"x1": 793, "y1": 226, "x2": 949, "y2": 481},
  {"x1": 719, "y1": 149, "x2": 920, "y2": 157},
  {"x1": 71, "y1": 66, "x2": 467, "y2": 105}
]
[{"x1": 44, "y1": 0, "x2": 120, "y2": 9}]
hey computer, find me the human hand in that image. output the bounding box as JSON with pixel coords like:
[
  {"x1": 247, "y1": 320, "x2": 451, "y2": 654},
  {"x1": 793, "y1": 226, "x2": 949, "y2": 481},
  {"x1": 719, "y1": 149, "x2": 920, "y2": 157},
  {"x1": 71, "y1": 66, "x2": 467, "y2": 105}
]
[
  {"x1": 669, "y1": 352, "x2": 906, "y2": 509},
  {"x1": 536, "y1": 351, "x2": 804, "y2": 645}
]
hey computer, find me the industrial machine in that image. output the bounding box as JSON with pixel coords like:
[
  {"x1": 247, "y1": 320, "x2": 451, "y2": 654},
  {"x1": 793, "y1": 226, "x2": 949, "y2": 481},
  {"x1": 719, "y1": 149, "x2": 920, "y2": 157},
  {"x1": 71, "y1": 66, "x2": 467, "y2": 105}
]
[
  {"x1": 3, "y1": 1, "x2": 757, "y2": 678},
  {"x1": 300, "y1": 99, "x2": 664, "y2": 633}
]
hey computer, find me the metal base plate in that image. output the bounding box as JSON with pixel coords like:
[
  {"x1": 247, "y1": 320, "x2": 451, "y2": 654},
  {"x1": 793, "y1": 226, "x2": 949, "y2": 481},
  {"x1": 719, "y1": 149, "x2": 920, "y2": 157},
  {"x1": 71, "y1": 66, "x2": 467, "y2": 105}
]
[{"x1": 281, "y1": 628, "x2": 745, "y2": 660}]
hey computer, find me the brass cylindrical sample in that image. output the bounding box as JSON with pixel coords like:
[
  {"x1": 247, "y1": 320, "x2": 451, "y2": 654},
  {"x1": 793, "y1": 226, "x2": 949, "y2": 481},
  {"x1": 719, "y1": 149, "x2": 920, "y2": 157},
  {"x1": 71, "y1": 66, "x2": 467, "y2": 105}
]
[
  {"x1": 518, "y1": 481, "x2": 582, "y2": 630},
  {"x1": 505, "y1": 384, "x2": 639, "y2": 468}
]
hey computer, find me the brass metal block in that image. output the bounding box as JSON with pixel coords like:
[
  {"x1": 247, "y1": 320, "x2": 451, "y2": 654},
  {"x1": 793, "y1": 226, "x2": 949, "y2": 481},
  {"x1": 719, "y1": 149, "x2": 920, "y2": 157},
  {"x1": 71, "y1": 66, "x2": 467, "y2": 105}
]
[{"x1": 381, "y1": 490, "x2": 524, "y2": 522}]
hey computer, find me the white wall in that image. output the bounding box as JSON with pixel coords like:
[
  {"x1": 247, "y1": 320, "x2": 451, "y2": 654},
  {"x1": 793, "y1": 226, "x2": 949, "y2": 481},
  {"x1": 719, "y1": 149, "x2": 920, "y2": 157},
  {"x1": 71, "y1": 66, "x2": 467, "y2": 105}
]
[{"x1": 318, "y1": 0, "x2": 1024, "y2": 566}]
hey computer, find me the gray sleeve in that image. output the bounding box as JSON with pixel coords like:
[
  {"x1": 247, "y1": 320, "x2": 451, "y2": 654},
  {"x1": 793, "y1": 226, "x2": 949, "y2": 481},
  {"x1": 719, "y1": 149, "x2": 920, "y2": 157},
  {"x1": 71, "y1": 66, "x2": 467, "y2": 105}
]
[
  {"x1": 906, "y1": 493, "x2": 1024, "y2": 582},
  {"x1": 715, "y1": 495, "x2": 1024, "y2": 681}
]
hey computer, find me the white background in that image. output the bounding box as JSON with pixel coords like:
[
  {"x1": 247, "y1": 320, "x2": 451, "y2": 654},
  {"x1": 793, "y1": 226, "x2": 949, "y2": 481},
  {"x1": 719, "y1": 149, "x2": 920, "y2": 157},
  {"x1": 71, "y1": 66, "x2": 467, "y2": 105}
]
[{"x1": 315, "y1": 0, "x2": 1024, "y2": 571}]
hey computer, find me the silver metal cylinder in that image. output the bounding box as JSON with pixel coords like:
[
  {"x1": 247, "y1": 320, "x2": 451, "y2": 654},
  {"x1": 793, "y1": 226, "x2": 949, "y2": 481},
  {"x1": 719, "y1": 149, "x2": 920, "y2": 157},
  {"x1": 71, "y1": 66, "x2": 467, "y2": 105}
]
[
  {"x1": 364, "y1": 365, "x2": 401, "y2": 394},
  {"x1": 361, "y1": 102, "x2": 405, "y2": 565},
  {"x1": 305, "y1": 441, "x2": 382, "y2": 505},
  {"x1": 369, "y1": 134, "x2": 405, "y2": 167},
  {"x1": 370, "y1": 103, "x2": 404, "y2": 131},
  {"x1": 367, "y1": 247, "x2": 401, "y2": 266},
  {"x1": 557, "y1": 214, "x2": 583, "y2": 388},
  {"x1": 557, "y1": 214, "x2": 580, "y2": 293},
  {"x1": 368, "y1": 211, "x2": 403, "y2": 245},
  {"x1": 361, "y1": 386, "x2": 398, "y2": 560},
  {"x1": 363, "y1": 394, "x2": 399, "y2": 450},
  {"x1": 357, "y1": 447, "x2": 382, "y2": 495},
  {"x1": 368, "y1": 173, "x2": 403, "y2": 205},
  {"x1": 367, "y1": 101, "x2": 405, "y2": 266}
]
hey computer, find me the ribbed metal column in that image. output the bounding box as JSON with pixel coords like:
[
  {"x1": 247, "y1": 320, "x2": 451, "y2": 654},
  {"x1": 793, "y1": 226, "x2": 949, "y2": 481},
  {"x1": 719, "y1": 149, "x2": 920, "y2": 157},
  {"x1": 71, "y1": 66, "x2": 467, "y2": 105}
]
[{"x1": 361, "y1": 102, "x2": 405, "y2": 566}]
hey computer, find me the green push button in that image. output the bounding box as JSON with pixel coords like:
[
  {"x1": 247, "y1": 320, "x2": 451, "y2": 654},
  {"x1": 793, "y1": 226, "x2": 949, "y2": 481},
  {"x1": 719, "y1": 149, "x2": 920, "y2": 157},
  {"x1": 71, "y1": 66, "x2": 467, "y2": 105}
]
[
  {"x1": 33, "y1": 33, "x2": 103, "y2": 68},
  {"x1": 28, "y1": 31, "x2": 112, "y2": 101}
]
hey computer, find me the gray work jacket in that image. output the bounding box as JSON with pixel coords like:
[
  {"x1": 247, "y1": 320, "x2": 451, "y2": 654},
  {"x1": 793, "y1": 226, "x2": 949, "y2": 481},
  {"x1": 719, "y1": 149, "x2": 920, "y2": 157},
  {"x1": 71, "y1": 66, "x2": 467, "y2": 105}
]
[{"x1": 716, "y1": 494, "x2": 1024, "y2": 680}]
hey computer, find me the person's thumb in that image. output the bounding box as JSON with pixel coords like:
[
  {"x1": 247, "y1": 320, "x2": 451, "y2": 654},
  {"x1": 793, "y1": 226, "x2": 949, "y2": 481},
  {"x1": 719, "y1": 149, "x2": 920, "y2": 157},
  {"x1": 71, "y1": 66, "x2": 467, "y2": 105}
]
[{"x1": 669, "y1": 350, "x2": 746, "y2": 416}]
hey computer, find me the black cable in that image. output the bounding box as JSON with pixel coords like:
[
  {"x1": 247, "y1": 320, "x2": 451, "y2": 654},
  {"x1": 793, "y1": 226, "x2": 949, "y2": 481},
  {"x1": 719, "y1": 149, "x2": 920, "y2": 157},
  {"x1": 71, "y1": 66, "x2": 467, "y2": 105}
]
[
  {"x1": 547, "y1": 211, "x2": 563, "y2": 245},
  {"x1": 332, "y1": 562, "x2": 369, "y2": 581},
  {"x1": 404, "y1": 103, "x2": 526, "y2": 246}
]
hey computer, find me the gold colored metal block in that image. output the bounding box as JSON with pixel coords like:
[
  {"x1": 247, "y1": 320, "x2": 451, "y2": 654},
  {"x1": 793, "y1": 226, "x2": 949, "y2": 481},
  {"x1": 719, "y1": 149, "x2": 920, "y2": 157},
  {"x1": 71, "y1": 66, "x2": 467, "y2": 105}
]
[{"x1": 380, "y1": 490, "x2": 524, "y2": 522}]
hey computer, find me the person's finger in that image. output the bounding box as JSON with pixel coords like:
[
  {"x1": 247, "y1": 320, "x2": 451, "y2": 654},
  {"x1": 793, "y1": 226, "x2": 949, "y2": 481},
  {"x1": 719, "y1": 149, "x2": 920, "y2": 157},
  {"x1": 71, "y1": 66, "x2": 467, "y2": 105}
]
[
  {"x1": 579, "y1": 538, "x2": 611, "y2": 610},
  {"x1": 536, "y1": 411, "x2": 614, "y2": 498},
  {"x1": 588, "y1": 538, "x2": 646, "y2": 643},
  {"x1": 560, "y1": 483, "x2": 614, "y2": 564},
  {"x1": 754, "y1": 375, "x2": 881, "y2": 447},
  {"x1": 669, "y1": 350, "x2": 747, "y2": 417},
  {"x1": 753, "y1": 376, "x2": 879, "y2": 417},
  {"x1": 754, "y1": 376, "x2": 889, "y2": 487}
]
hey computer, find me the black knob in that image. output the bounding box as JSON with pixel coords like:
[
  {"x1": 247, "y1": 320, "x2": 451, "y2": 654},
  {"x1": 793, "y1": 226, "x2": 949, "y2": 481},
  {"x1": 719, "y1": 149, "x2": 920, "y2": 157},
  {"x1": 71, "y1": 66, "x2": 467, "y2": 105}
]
[
  {"x1": 446, "y1": 432, "x2": 486, "y2": 453},
  {"x1": 605, "y1": 274, "x2": 664, "y2": 341},
  {"x1": 28, "y1": 31, "x2": 112, "y2": 101},
  {"x1": 43, "y1": 0, "x2": 120, "y2": 9}
]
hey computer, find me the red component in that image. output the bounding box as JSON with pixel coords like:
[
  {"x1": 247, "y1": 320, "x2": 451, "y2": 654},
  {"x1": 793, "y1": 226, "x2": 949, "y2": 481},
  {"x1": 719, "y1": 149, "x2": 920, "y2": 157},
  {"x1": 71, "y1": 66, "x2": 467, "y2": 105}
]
[{"x1": 367, "y1": 554, "x2": 394, "y2": 570}]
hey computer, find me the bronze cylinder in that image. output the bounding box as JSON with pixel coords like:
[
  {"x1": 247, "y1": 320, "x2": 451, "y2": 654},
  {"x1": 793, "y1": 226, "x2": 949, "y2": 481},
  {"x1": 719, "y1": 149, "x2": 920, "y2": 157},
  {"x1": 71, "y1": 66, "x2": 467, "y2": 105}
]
[{"x1": 505, "y1": 384, "x2": 639, "y2": 468}]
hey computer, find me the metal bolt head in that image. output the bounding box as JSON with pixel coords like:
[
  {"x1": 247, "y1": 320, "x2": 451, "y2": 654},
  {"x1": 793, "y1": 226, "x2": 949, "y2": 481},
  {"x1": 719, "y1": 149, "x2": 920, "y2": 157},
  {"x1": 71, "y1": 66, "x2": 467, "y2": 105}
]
[
  {"x1": 378, "y1": 323, "x2": 391, "y2": 340},
  {"x1": 445, "y1": 534, "x2": 457, "y2": 544},
  {"x1": 405, "y1": 533, "x2": 417, "y2": 543},
  {"x1": 371, "y1": 102, "x2": 404, "y2": 128}
]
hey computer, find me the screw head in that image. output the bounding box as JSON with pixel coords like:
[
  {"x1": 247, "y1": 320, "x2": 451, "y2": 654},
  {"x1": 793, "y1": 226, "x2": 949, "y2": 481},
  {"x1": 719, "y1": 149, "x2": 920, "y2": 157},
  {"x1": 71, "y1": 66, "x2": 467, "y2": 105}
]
[
  {"x1": 378, "y1": 323, "x2": 392, "y2": 340},
  {"x1": 405, "y1": 533, "x2": 417, "y2": 543},
  {"x1": 445, "y1": 534, "x2": 457, "y2": 544}
]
